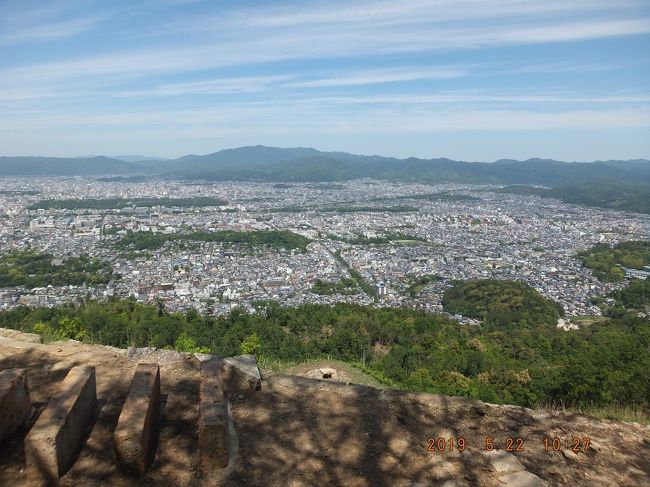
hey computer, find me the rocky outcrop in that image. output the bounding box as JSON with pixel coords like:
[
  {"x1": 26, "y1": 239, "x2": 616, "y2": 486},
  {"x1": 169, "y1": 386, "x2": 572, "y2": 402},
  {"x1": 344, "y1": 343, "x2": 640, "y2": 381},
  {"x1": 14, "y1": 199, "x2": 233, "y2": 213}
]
[
  {"x1": 0, "y1": 328, "x2": 42, "y2": 343},
  {"x1": 24, "y1": 365, "x2": 97, "y2": 482},
  {"x1": 222, "y1": 354, "x2": 262, "y2": 392},
  {"x1": 0, "y1": 332, "x2": 648, "y2": 487},
  {"x1": 114, "y1": 363, "x2": 161, "y2": 474},
  {"x1": 0, "y1": 368, "x2": 31, "y2": 444}
]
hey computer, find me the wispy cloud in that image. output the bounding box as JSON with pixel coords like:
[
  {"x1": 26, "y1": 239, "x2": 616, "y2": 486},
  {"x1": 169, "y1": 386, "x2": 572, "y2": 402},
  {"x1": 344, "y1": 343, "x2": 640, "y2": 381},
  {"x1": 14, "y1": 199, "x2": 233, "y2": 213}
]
[
  {"x1": 0, "y1": 16, "x2": 104, "y2": 46},
  {"x1": 2, "y1": 1, "x2": 649, "y2": 86},
  {"x1": 0, "y1": 1, "x2": 112, "y2": 46},
  {"x1": 508, "y1": 62, "x2": 622, "y2": 74},
  {"x1": 0, "y1": 0, "x2": 648, "y2": 158},
  {"x1": 286, "y1": 66, "x2": 470, "y2": 88},
  {"x1": 4, "y1": 102, "x2": 648, "y2": 133},
  {"x1": 291, "y1": 92, "x2": 650, "y2": 106},
  {"x1": 215, "y1": 0, "x2": 647, "y2": 30},
  {"x1": 118, "y1": 75, "x2": 295, "y2": 97}
]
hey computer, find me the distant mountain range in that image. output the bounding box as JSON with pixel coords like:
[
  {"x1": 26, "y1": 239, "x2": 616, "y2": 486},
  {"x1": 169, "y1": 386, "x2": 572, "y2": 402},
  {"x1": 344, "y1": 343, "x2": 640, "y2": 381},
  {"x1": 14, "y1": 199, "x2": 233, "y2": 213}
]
[
  {"x1": 1, "y1": 146, "x2": 649, "y2": 187},
  {"x1": 112, "y1": 155, "x2": 169, "y2": 163},
  {"x1": 0, "y1": 156, "x2": 136, "y2": 176}
]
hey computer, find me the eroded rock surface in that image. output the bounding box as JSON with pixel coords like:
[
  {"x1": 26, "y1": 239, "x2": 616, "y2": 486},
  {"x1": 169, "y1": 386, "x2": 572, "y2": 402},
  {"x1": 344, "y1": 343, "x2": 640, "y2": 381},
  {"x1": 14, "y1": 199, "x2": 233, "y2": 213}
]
[{"x1": 0, "y1": 333, "x2": 648, "y2": 486}]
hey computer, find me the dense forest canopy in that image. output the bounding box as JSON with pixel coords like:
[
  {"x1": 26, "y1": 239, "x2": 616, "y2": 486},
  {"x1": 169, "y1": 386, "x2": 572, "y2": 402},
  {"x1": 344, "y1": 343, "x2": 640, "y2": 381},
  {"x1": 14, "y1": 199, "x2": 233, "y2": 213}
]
[
  {"x1": 609, "y1": 278, "x2": 650, "y2": 311},
  {"x1": 578, "y1": 241, "x2": 650, "y2": 282},
  {"x1": 311, "y1": 278, "x2": 360, "y2": 295},
  {"x1": 0, "y1": 251, "x2": 114, "y2": 288},
  {"x1": 0, "y1": 295, "x2": 646, "y2": 411},
  {"x1": 442, "y1": 279, "x2": 564, "y2": 328},
  {"x1": 113, "y1": 230, "x2": 311, "y2": 252}
]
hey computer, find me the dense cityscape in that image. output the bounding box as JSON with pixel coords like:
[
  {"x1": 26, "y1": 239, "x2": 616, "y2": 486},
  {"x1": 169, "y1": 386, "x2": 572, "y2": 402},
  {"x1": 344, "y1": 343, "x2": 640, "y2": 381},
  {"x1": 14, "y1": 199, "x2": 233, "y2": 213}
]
[
  {"x1": 1, "y1": 177, "x2": 647, "y2": 326},
  {"x1": 1, "y1": 1, "x2": 649, "y2": 485}
]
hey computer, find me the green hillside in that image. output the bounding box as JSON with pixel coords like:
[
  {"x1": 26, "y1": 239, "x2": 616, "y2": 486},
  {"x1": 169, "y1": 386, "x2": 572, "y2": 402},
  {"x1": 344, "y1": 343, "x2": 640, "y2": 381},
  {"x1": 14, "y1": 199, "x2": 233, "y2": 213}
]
[
  {"x1": 1, "y1": 292, "x2": 647, "y2": 411},
  {"x1": 442, "y1": 279, "x2": 564, "y2": 327}
]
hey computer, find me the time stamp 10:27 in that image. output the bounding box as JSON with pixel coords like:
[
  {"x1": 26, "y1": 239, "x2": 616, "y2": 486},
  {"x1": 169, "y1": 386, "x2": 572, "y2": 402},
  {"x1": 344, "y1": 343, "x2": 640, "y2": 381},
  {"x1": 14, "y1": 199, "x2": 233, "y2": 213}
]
[{"x1": 426, "y1": 436, "x2": 591, "y2": 453}]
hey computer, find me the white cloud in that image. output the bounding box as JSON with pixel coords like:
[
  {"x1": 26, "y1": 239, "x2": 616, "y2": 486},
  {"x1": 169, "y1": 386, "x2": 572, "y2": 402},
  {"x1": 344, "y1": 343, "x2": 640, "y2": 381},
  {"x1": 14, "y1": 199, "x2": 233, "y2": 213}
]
[
  {"x1": 0, "y1": 16, "x2": 103, "y2": 45},
  {"x1": 117, "y1": 75, "x2": 295, "y2": 97},
  {"x1": 1, "y1": 1, "x2": 649, "y2": 87},
  {"x1": 293, "y1": 93, "x2": 650, "y2": 106},
  {"x1": 214, "y1": 0, "x2": 646, "y2": 30},
  {"x1": 3, "y1": 97, "x2": 648, "y2": 133},
  {"x1": 0, "y1": 0, "x2": 114, "y2": 47},
  {"x1": 0, "y1": 0, "x2": 648, "y2": 158},
  {"x1": 286, "y1": 66, "x2": 470, "y2": 88},
  {"x1": 508, "y1": 62, "x2": 622, "y2": 74}
]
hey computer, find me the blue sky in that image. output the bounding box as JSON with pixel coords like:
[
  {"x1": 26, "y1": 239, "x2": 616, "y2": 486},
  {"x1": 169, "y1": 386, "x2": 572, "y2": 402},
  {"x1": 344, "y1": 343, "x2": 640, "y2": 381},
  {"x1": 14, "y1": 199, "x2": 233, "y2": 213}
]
[{"x1": 1, "y1": 0, "x2": 649, "y2": 161}]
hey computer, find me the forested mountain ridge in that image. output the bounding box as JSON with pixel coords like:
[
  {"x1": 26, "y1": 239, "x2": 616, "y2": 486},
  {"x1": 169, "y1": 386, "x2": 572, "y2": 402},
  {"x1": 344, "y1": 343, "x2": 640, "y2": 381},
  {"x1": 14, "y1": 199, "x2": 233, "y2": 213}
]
[
  {"x1": 1, "y1": 146, "x2": 648, "y2": 187},
  {"x1": 0, "y1": 156, "x2": 135, "y2": 175},
  {"x1": 1, "y1": 288, "x2": 647, "y2": 413}
]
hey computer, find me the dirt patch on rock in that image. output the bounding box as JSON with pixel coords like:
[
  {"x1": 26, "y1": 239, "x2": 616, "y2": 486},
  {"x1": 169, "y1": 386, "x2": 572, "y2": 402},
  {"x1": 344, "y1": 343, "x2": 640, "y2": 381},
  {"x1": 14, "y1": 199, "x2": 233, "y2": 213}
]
[{"x1": 228, "y1": 376, "x2": 650, "y2": 487}]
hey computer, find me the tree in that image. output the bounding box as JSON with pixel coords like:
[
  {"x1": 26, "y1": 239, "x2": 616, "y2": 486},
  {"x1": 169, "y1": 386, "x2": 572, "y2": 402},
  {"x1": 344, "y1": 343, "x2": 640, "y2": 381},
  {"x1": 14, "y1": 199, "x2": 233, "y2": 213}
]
[
  {"x1": 240, "y1": 333, "x2": 262, "y2": 355},
  {"x1": 175, "y1": 332, "x2": 210, "y2": 353},
  {"x1": 58, "y1": 317, "x2": 88, "y2": 341},
  {"x1": 609, "y1": 266, "x2": 625, "y2": 281}
]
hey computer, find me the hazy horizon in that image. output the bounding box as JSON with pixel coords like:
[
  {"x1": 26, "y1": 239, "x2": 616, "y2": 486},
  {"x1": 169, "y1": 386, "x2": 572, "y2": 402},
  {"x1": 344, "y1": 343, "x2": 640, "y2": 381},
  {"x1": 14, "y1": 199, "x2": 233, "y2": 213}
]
[
  {"x1": 2, "y1": 145, "x2": 650, "y2": 164},
  {"x1": 1, "y1": 0, "x2": 649, "y2": 160}
]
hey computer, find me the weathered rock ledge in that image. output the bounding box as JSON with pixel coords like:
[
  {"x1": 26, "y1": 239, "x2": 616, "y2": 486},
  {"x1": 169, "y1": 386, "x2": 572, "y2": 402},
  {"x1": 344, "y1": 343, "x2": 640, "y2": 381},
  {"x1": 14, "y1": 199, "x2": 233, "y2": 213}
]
[{"x1": 0, "y1": 329, "x2": 648, "y2": 486}]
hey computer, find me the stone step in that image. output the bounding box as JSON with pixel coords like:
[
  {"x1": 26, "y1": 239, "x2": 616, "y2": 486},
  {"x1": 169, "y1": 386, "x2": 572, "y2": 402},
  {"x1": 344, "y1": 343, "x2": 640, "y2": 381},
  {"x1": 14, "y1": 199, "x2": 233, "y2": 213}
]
[
  {"x1": 199, "y1": 358, "x2": 230, "y2": 475},
  {"x1": 222, "y1": 354, "x2": 262, "y2": 392},
  {"x1": 24, "y1": 365, "x2": 97, "y2": 483},
  {"x1": 1, "y1": 353, "x2": 263, "y2": 484},
  {"x1": 114, "y1": 363, "x2": 161, "y2": 475},
  {"x1": 481, "y1": 449, "x2": 547, "y2": 486},
  {"x1": 0, "y1": 368, "x2": 31, "y2": 445}
]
